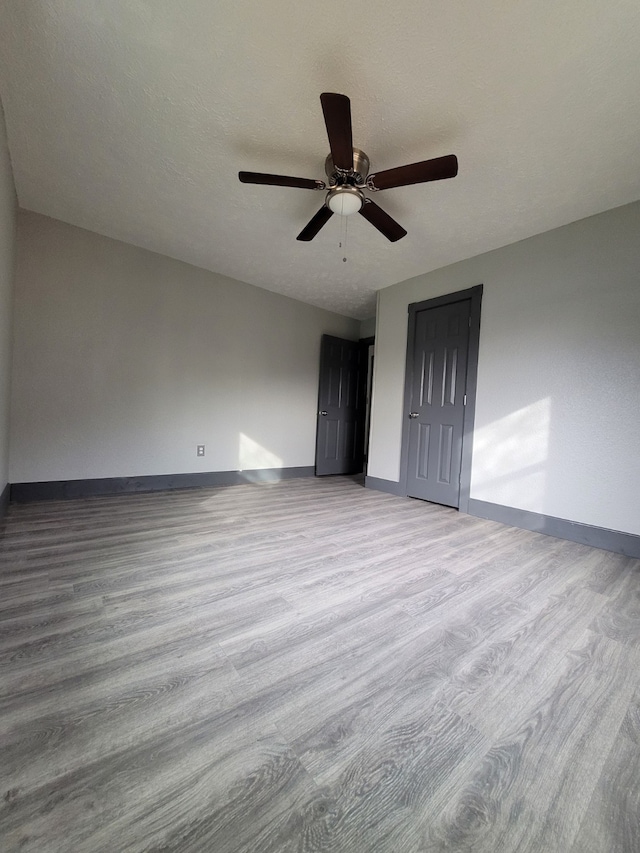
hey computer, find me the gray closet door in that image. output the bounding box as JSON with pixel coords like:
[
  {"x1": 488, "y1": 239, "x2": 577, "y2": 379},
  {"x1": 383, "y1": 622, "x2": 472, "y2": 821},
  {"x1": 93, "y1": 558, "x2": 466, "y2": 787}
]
[{"x1": 406, "y1": 300, "x2": 471, "y2": 506}]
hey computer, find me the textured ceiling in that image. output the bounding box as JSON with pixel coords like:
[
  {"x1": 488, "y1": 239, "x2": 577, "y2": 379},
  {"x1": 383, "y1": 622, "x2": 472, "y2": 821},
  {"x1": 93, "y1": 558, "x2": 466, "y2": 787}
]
[{"x1": 1, "y1": 1, "x2": 640, "y2": 319}]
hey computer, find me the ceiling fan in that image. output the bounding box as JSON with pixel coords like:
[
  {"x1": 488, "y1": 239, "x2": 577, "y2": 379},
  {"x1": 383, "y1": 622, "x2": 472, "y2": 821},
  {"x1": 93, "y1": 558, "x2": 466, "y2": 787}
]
[{"x1": 239, "y1": 93, "x2": 458, "y2": 243}]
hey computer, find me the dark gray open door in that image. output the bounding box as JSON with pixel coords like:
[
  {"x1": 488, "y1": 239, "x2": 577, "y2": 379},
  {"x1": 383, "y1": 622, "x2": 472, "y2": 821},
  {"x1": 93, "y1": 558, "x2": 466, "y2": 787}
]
[
  {"x1": 315, "y1": 335, "x2": 366, "y2": 476},
  {"x1": 405, "y1": 299, "x2": 471, "y2": 507}
]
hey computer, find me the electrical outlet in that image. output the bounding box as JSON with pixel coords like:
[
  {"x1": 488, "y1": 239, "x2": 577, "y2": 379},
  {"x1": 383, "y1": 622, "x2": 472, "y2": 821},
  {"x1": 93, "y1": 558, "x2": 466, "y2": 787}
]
[{"x1": 197, "y1": 445, "x2": 205, "y2": 457}]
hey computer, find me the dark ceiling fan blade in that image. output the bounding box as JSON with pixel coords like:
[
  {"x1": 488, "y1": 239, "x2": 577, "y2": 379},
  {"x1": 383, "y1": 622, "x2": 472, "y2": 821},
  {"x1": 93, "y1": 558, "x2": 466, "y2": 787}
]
[
  {"x1": 296, "y1": 206, "x2": 334, "y2": 241},
  {"x1": 239, "y1": 172, "x2": 326, "y2": 190},
  {"x1": 359, "y1": 199, "x2": 407, "y2": 242},
  {"x1": 368, "y1": 154, "x2": 458, "y2": 191},
  {"x1": 320, "y1": 93, "x2": 353, "y2": 171}
]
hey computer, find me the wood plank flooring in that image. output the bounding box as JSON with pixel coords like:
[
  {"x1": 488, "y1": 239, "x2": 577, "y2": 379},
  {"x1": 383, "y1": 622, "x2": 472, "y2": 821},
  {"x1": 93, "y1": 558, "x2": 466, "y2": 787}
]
[{"x1": 1, "y1": 475, "x2": 639, "y2": 852}]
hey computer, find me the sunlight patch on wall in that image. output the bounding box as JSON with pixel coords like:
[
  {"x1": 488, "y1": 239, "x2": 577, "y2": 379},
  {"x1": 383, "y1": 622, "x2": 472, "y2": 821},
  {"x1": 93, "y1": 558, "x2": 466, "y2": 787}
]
[
  {"x1": 471, "y1": 397, "x2": 551, "y2": 511},
  {"x1": 239, "y1": 433, "x2": 283, "y2": 473}
]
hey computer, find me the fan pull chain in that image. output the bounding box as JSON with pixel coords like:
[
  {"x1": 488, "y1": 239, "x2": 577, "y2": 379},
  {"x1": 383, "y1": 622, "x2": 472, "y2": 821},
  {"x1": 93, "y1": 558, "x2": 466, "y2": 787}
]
[{"x1": 341, "y1": 216, "x2": 348, "y2": 262}]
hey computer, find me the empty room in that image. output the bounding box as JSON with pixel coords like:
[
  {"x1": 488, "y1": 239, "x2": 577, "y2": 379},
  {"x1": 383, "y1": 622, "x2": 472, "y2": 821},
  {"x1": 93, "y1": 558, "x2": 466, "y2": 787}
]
[{"x1": 1, "y1": 2, "x2": 639, "y2": 852}]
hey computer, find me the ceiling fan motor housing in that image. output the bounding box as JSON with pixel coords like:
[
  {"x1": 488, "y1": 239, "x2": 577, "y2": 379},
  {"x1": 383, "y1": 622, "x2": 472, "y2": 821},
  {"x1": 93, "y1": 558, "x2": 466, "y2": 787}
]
[
  {"x1": 324, "y1": 148, "x2": 370, "y2": 215},
  {"x1": 325, "y1": 148, "x2": 370, "y2": 184}
]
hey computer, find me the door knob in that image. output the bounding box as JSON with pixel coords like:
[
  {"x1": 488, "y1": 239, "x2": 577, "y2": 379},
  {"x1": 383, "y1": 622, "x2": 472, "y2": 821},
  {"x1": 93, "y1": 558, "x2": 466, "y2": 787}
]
[
  {"x1": 409, "y1": 412, "x2": 419, "y2": 419},
  {"x1": 319, "y1": 410, "x2": 328, "y2": 416}
]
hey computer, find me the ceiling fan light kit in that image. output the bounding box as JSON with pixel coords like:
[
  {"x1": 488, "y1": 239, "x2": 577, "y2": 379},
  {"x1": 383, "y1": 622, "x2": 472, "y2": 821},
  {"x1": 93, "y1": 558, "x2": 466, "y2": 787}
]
[
  {"x1": 327, "y1": 185, "x2": 363, "y2": 216},
  {"x1": 238, "y1": 93, "x2": 458, "y2": 242}
]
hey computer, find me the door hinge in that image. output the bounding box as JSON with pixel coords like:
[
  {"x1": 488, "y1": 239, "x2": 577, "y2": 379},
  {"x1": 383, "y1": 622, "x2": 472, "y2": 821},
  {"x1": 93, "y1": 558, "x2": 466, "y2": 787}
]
[{"x1": 463, "y1": 394, "x2": 467, "y2": 406}]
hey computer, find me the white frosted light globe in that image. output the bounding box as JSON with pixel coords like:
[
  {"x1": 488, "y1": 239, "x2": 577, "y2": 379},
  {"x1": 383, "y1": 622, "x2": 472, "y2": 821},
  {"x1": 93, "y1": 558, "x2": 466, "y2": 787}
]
[{"x1": 327, "y1": 188, "x2": 363, "y2": 216}]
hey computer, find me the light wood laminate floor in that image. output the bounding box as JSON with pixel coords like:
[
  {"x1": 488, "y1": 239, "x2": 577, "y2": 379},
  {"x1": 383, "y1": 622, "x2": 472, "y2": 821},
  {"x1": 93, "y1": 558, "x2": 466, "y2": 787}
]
[{"x1": 1, "y1": 476, "x2": 639, "y2": 852}]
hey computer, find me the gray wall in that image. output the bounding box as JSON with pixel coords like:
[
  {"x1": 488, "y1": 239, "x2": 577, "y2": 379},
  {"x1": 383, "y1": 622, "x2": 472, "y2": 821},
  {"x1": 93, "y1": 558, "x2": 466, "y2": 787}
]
[
  {"x1": 359, "y1": 316, "x2": 376, "y2": 339},
  {"x1": 10, "y1": 212, "x2": 359, "y2": 483},
  {"x1": 0, "y1": 98, "x2": 16, "y2": 496},
  {"x1": 368, "y1": 201, "x2": 640, "y2": 536}
]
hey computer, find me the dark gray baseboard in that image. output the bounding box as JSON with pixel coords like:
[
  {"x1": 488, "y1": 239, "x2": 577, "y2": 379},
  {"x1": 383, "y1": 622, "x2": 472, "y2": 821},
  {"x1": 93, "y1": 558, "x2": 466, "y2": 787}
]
[
  {"x1": 10, "y1": 466, "x2": 316, "y2": 503},
  {"x1": 0, "y1": 481, "x2": 9, "y2": 519},
  {"x1": 364, "y1": 479, "x2": 639, "y2": 558},
  {"x1": 364, "y1": 475, "x2": 405, "y2": 497},
  {"x1": 468, "y1": 498, "x2": 640, "y2": 559}
]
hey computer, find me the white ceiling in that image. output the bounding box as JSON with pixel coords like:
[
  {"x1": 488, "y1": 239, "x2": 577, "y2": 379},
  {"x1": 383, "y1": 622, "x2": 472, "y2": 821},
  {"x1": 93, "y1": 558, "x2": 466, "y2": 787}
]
[{"x1": 1, "y1": 1, "x2": 640, "y2": 319}]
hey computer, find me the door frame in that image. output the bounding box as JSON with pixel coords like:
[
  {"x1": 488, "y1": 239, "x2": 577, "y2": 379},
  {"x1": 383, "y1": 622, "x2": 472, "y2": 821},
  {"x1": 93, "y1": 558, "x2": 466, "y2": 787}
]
[
  {"x1": 360, "y1": 335, "x2": 375, "y2": 470},
  {"x1": 399, "y1": 284, "x2": 483, "y2": 512}
]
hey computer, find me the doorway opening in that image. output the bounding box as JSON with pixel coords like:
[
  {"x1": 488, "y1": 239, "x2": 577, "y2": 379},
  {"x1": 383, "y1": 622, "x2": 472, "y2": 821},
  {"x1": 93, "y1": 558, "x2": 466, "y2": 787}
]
[{"x1": 314, "y1": 334, "x2": 374, "y2": 477}]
